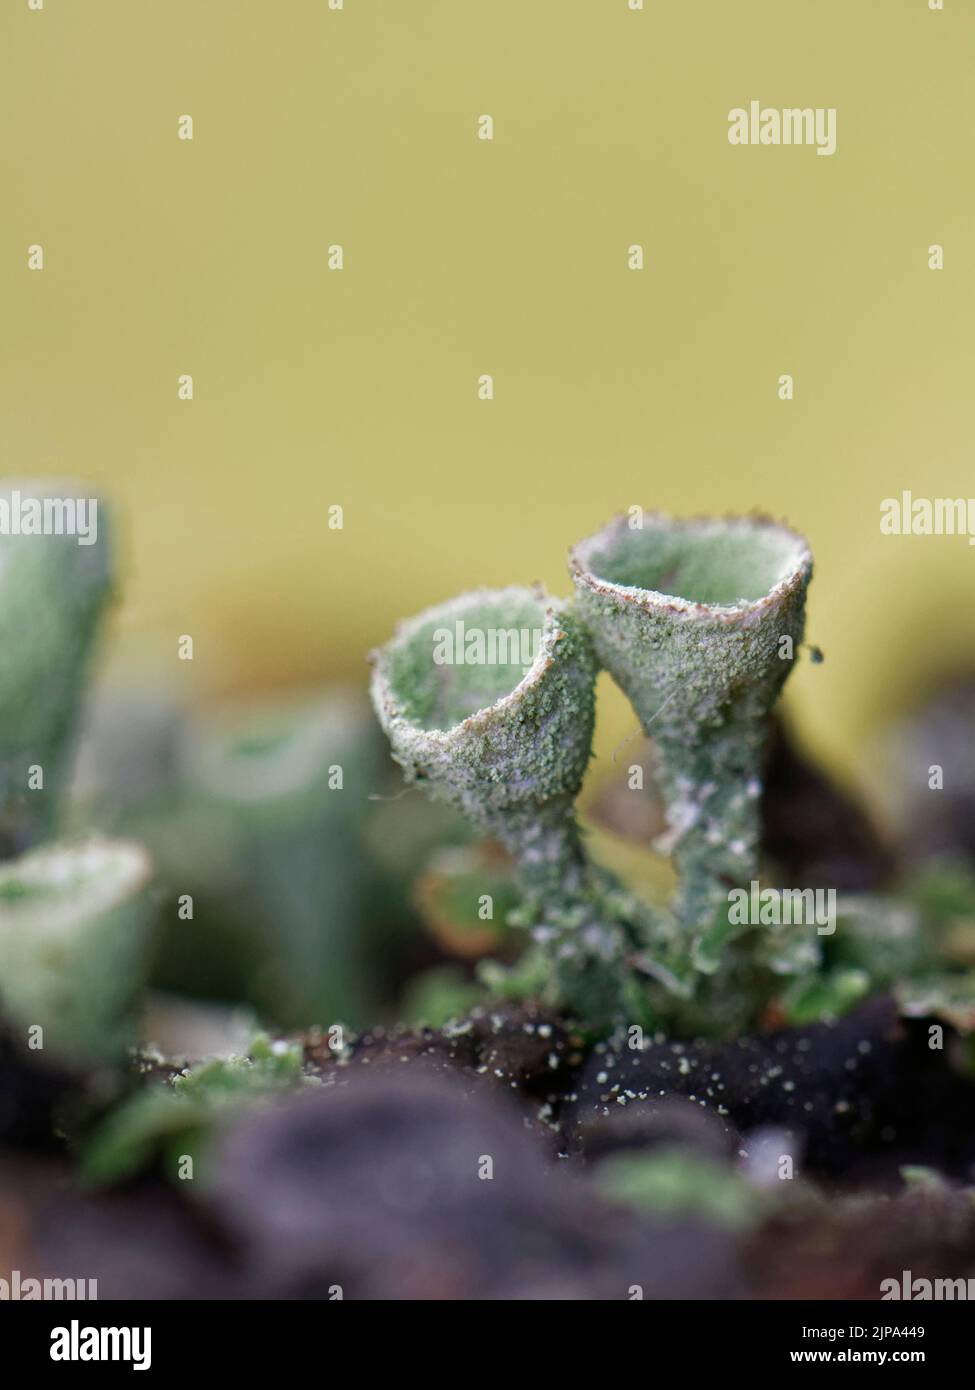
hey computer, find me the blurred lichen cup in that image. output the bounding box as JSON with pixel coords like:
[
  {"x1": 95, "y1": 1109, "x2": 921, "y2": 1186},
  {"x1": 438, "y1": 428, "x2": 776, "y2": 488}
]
[
  {"x1": 176, "y1": 691, "x2": 381, "y2": 1027},
  {"x1": 0, "y1": 837, "x2": 154, "y2": 1070},
  {"x1": 0, "y1": 480, "x2": 113, "y2": 857},
  {"x1": 570, "y1": 512, "x2": 812, "y2": 936}
]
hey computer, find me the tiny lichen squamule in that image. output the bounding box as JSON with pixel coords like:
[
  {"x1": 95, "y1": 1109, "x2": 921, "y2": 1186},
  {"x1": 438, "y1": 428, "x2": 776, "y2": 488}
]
[{"x1": 370, "y1": 515, "x2": 813, "y2": 1029}]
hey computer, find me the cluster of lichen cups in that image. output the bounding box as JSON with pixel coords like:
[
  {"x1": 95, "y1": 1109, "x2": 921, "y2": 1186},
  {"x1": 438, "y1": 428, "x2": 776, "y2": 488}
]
[
  {"x1": 0, "y1": 484, "x2": 154, "y2": 1073},
  {"x1": 371, "y1": 512, "x2": 813, "y2": 1032},
  {"x1": 0, "y1": 481, "x2": 813, "y2": 1064}
]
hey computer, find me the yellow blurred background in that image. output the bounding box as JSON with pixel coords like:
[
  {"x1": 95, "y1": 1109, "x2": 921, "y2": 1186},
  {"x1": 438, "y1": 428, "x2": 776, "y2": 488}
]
[{"x1": 3, "y1": 0, "x2": 973, "y2": 799}]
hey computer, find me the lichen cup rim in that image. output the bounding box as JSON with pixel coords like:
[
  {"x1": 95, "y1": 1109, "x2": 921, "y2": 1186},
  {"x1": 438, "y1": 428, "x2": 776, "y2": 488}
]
[
  {"x1": 178, "y1": 689, "x2": 367, "y2": 804},
  {"x1": 369, "y1": 584, "x2": 570, "y2": 745},
  {"x1": 0, "y1": 837, "x2": 153, "y2": 936},
  {"x1": 569, "y1": 511, "x2": 813, "y2": 623}
]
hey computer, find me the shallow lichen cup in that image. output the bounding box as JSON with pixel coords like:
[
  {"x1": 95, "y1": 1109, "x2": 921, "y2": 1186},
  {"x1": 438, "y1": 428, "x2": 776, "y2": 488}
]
[
  {"x1": 570, "y1": 512, "x2": 813, "y2": 937},
  {"x1": 370, "y1": 587, "x2": 598, "y2": 905},
  {"x1": 0, "y1": 837, "x2": 154, "y2": 1068}
]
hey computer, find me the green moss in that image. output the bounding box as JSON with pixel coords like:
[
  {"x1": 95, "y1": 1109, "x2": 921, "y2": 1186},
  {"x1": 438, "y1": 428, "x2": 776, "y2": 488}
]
[
  {"x1": 400, "y1": 966, "x2": 485, "y2": 1028},
  {"x1": 79, "y1": 1034, "x2": 314, "y2": 1186},
  {"x1": 593, "y1": 1148, "x2": 766, "y2": 1231}
]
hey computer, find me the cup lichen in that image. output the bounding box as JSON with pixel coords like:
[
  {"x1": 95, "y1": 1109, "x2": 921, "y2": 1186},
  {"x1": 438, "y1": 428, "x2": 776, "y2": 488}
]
[
  {"x1": 0, "y1": 481, "x2": 113, "y2": 858},
  {"x1": 0, "y1": 837, "x2": 154, "y2": 1067},
  {"x1": 371, "y1": 514, "x2": 814, "y2": 1029},
  {"x1": 570, "y1": 512, "x2": 813, "y2": 953}
]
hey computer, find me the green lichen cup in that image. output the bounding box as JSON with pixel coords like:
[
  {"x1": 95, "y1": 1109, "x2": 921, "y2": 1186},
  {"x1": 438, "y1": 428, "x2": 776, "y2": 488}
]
[
  {"x1": 177, "y1": 691, "x2": 382, "y2": 1026},
  {"x1": 0, "y1": 837, "x2": 154, "y2": 1069},
  {"x1": 370, "y1": 586, "x2": 598, "y2": 901},
  {"x1": 570, "y1": 512, "x2": 813, "y2": 940},
  {"x1": 0, "y1": 480, "x2": 113, "y2": 857}
]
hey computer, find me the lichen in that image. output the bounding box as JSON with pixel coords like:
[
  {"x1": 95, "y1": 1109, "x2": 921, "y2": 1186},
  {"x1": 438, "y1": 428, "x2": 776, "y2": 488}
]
[
  {"x1": 0, "y1": 482, "x2": 113, "y2": 857},
  {"x1": 371, "y1": 515, "x2": 815, "y2": 1029},
  {"x1": 571, "y1": 512, "x2": 812, "y2": 943},
  {"x1": 0, "y1": 837, "x2": 154, "y2": 1067}
]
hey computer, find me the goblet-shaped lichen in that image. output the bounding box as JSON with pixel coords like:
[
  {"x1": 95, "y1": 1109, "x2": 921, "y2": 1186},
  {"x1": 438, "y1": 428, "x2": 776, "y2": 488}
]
[
  {"x1": 177, "y1": 691, "x2": 381, "y2": 1025},
  {"x1": 0, "y1": 481, "x2": 113, "y2": 857},
  {"x1": 0, "y1": 837, "x2": 154, "y2": 1068},
  {"x1": 571, "y1": 512, "x2": 812, "y2": 948},
  {"x1": 370, "y1": 587, "x2": 642, "y2": 1022}
]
